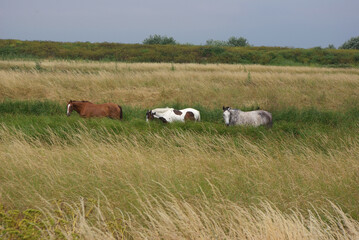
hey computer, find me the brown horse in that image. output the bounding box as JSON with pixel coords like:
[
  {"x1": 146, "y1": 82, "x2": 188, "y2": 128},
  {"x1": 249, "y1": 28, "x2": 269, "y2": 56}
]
[{"x1": 66, "y1": 100, "x2": 123, "y2": 120}]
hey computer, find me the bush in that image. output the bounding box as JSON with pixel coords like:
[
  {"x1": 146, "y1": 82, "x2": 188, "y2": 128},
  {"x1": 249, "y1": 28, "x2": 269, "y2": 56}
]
[{"x1": 143, "y1": 35, "x2": 177, "y2": 45}]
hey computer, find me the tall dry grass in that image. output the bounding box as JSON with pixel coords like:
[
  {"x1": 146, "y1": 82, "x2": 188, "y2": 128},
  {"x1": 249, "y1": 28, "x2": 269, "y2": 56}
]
[
  {"x1": 1, "y1": 60, "x2": 359, "y2": 110},
  {"x1": 9, "y1": 191, "x2": 356, "y2": 239},
  {"x1": 127, "y1": 191, "x2": 359, "y2": 240},
  {"x1": 0, "y1": 125, "x2": 359, "y2": 238},
  {"x1": 3, "y1": 190, "x2": 359, "y2": 239}
]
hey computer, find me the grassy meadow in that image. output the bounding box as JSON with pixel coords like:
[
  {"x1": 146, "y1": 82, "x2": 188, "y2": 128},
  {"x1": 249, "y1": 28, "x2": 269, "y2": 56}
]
[{"x1": 1, "y1": 60, "x2": 359, "y2": 239}]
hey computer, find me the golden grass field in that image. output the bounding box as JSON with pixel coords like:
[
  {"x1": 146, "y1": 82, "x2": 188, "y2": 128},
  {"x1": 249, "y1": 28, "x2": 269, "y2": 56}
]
[
  {"x1": 0, "y1": 60, "x2": 359, "y2": 239},
  {"x1": 1, "y1": 60, "x2": 359, "y2": 109}
]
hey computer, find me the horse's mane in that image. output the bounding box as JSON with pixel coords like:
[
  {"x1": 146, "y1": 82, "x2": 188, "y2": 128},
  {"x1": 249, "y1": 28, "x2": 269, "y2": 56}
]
[
  {"x1": 72, "y1": 100, "x2": 92, "y2": 103},
  {"x1": 152, "y1": 107, "x2": 173, "y2": 113}
]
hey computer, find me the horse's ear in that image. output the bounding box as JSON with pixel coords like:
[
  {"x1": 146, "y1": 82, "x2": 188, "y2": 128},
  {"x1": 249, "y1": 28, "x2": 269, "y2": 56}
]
[{"x1": 223, "y1": 106, "x2": 225, "y2": 110}]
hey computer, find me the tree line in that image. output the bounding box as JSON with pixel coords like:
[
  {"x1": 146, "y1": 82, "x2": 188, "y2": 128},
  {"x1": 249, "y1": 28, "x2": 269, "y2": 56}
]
[
  {"x1": 143, "y1": 35, "x2": 250, "y2": 47},
  {"x1": 142, "y1": 35, "x2": 359, "y2": 50},
  {"x1": 0, "y1": 38, "x2": 358, "y2": 67}
]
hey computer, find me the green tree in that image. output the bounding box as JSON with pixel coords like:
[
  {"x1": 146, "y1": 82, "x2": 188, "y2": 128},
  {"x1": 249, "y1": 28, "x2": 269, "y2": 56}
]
[
  {"x1": 340, "y1": 36, "x2": 359, "y2": 49},
  {"x1": 143, "y1": 35, "x2": 177, "y2": 45},
  {"x1": 205, "y1": 39, "x2": 227, "y2": 47},
  {"x1": 227, "y1": 36, "x2": 249, "y2": 47},
  {"x1": 206, "y1": 37, "x2": 249, "y2": 47}
]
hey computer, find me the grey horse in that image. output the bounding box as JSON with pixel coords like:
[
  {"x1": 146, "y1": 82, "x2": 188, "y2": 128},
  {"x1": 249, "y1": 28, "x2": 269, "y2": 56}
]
[{"x1": 222, "y1": 106, "x2": 272, "y2": 127}]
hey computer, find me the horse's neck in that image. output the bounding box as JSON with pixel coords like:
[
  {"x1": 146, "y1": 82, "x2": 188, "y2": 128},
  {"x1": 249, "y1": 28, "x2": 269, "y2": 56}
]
[
  {"x1": 230, "y1": 110, "x2": 241, "y2": 116},
  {"x1": 155, "y1": 111, "x2": 170, "y2": 118},
  {"x1": 230, "y1": 110, "x2": 242, "y2": 123},
  {"x1": 73, "y1": 102, "x2": 88, "y2": 113}
]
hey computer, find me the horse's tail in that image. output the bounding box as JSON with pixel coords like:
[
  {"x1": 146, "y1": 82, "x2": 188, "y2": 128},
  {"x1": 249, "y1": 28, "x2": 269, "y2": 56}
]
[
  {"x1": 266, "y1": 112, "x2": 273, "y2": 128},
  {"x1": 118, "y1": 105, "x2": 123, "y2": 120}
]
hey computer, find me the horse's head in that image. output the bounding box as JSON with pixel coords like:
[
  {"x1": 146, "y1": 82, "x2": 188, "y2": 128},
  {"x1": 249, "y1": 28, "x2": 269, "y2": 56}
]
[
  {"x1": 146, "y1": 110, "x2": 156, "y2": 122},
  {"x1": 67, "y1": 100, "x2": 74, "y2": 117},
  {"x1": 223, "y1": 106, "x2": 231, "y2": 126}
]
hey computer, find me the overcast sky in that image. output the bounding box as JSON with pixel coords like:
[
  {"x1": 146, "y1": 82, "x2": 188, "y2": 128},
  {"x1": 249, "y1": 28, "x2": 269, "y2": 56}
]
[{"x1": 1, "y1": 0, "x2": 358, "y2": 48}]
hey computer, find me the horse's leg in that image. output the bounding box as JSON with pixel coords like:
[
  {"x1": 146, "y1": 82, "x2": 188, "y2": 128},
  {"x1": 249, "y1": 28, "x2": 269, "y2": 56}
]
[
  {"x1": 265, "y1": 120, "x2": 273, "y2": 128},
  {"x1": 159, "y1": 117, "x2": 168, "y2": 123},
  {"x1": 109, "y1": 108, "x2": 121, "y2": 120},
  {"x1": 79, "y1": 110, "x2": 87, "y2": 118}
]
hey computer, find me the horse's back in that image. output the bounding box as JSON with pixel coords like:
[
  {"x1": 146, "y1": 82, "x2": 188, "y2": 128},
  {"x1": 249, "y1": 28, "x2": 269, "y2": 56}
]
[
  {"x1": 93, "y1": 102, "x2": 122, "y2": 119},
  {"x1": 181, "y1": 108, "x2": 199, "y2": 113},
  {"x1": 233, "y1": 110, "x2": 272, "y2": 127},
  {"x1": 248, "y1": 110, "x2": 272, "y2": 127}
]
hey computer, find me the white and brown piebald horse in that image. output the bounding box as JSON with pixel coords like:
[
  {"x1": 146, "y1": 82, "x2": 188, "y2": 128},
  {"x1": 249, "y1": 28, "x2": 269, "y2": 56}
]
[
  {"x1": 146, "y1": 107, "x2": 200, "y2": 123},
  {"x1": 223, "y1": 106, "x2": 272, "y2": 127}
]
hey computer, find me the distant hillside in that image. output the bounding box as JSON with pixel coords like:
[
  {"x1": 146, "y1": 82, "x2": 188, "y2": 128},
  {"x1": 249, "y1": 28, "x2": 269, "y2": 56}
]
[{"x1": 1, "y1": 39, "x2": 359, "y2": 67}]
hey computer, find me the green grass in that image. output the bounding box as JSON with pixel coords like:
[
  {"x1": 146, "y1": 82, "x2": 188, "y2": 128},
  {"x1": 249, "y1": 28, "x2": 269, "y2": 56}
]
[
  {"x1": 0, "y1": 100, "x2": 358, "y2": 150},
  {"x1": 0, "y1": 99, "x2": 64, "y2": 115},
  {"x1": 1, "y1": 99, "x2": 356, "y2": 121}
]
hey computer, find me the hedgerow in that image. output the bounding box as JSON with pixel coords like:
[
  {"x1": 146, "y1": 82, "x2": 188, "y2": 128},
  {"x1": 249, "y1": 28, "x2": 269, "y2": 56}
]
[{"x1": 1, "y1": 39, "x2": 359, "y2": 66}]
